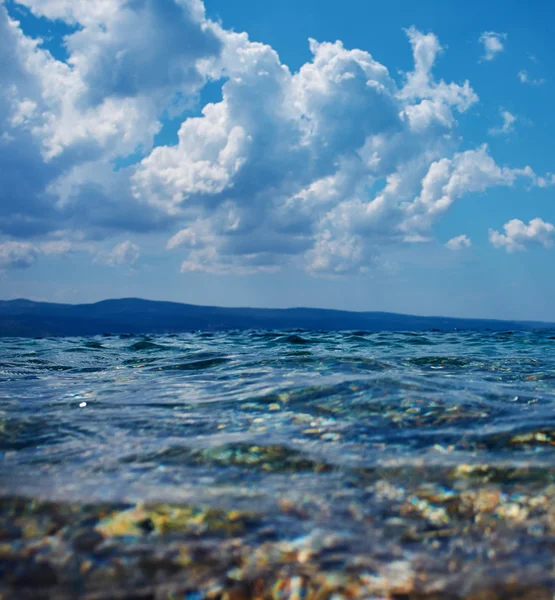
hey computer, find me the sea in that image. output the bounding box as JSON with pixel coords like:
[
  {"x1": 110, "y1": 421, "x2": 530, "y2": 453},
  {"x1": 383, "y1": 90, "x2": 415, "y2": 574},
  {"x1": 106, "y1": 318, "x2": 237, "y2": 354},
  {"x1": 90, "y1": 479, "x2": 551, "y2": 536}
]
[{"x1": 0, "y1": 329, "x2": 554, "y2": 598}]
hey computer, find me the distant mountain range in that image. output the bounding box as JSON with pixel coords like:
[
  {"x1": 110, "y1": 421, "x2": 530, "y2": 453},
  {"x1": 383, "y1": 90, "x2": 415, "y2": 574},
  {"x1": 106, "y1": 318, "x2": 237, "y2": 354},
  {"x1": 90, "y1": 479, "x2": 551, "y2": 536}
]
[{"x1": 0, "y1": 298, "x2": 553, "y2": 337}]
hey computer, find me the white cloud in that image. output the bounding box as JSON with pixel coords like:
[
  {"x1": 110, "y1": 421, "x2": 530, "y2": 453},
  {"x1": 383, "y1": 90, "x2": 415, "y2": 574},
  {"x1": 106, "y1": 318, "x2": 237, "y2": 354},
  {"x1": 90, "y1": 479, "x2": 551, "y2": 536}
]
[
  {"x1": 139, "y1": 26, "x2": 491, "y2": 274},
  {"x1": 137, "y1": 25, "x2": 549, "y2": 275},
  {"x1": 489, "y1": 218, "x2": 555, "y2": 252},
  {"x1": 0, "y1": 238, "x2": 79, "y2": 269},
  {"x1": 0, "y1": 0, "x2": 221, "y2": 238},
  {"x1": 0, "y1": 235, "x2": 142, "y2": 270},
  {"x1": 37, "y1": 240, "x2": 73, "y2": 259},
  {"x1": 105, "y1": 240, "x2": 141, "y2": 266},
  {"x1": 479, "y1": 32, "x2": 507, "y2": 62},
  {"x1": 446, "y1": 235, "x2": 471, "y2": 250},
  {"x1": 399, "y1": 145, "x2": 536, "y2": 234},
  {"x1": 402, "y1": 27, "x2": 477, "y2": 112},
  {"x1": 488, "y1": 109, "x2": 516, "y2": 136},
  {"x1": 518, "y1": 69, "x2": 546, "y2": 86},
  {"x1": 534, "y1": 173, "x2": 555, "y2": 188},
  {"x1": 307, "y1": 230, "x2": 368, "y2": 275},
  {"x1": 0, "y1": 241, "x2": 40, "y2": 269},
  {"x1": 0, "y1": 237, "x2": 82, "y2": 269},
  {"x1": 0, "y1": 2, "x2": 553, "y2": 277}
]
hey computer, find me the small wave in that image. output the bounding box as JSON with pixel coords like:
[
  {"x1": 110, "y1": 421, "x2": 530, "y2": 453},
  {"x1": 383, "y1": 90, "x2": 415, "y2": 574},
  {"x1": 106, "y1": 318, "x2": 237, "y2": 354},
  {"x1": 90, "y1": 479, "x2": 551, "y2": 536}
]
[
  {"x1": 408, "y1": 356, "x2": 472, "y2": 369},
  {"x1": 156, "y1": 357, "x2": 230, "y2": 371},
  {"x1": 278, "y1": 334, "x2": 313, "y2": 345},
  {"x1": 128, "y1": 341, "x2": 169, "y2": 351}
]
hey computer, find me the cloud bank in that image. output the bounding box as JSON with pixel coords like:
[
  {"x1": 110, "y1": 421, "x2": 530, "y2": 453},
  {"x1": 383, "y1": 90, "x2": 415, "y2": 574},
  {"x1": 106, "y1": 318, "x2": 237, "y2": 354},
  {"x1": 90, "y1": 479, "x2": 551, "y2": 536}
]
[{"x1": 0, "y1": 1, "x2": 553, "y2": 275}]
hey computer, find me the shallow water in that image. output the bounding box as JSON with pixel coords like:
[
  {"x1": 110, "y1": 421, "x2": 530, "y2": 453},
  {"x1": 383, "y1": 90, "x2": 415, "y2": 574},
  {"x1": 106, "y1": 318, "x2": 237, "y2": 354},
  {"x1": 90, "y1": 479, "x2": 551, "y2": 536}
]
[{"x1": 0, "y1": 330, "x2": 554, "y2": 598}]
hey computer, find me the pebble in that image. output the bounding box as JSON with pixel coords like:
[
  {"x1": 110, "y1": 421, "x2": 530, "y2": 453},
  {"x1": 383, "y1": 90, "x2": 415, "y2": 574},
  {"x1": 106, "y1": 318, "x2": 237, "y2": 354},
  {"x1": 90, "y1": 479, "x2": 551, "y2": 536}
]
[
  {"x1": 72, "y1": 528, "x2": 105, "y2": 552},
  {"x1": 14, "y1": 561, "x2": 58, "y2": 587},
  {"x1": 0, "y1": 524, "x2": 22, "y2": 541}
]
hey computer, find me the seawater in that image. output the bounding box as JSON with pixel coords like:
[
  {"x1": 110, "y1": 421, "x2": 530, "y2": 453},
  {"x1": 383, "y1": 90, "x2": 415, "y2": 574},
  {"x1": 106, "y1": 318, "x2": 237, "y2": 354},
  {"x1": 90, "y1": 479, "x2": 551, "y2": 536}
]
[{"x1": 0, "y1": 330, "x2": 554, "y2": 598}]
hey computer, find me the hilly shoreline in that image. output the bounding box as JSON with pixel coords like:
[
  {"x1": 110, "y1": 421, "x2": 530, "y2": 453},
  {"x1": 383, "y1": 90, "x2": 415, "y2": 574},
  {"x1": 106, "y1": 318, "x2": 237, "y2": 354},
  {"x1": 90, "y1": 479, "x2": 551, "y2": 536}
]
[{"x1": 0, "y1": 298, "x2": 553, "y2": 337}]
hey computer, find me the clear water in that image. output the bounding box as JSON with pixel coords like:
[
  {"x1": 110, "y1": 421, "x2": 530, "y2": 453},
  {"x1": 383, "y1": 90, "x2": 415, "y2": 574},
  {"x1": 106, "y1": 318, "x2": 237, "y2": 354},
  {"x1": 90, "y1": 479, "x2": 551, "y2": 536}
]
[{"x1": 1, "y1": 330, "x2": 554, "y2": 597}]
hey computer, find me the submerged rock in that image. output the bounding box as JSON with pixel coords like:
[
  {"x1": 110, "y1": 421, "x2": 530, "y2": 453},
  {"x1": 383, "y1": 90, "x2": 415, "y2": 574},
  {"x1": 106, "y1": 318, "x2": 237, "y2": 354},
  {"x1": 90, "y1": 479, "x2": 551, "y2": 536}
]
[{"x1": 0, "y1": 489, "x2": 553, "y2": 599}]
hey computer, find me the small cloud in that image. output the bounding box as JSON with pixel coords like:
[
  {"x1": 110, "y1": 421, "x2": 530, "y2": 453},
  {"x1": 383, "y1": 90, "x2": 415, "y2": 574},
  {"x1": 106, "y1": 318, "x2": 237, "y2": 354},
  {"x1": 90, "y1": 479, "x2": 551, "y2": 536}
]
[
  {"x1": 518, "y1": 69, "x2": 546, "y2": 86},
  {"x1": 0, "y1": 242, "x2": 40, "y2": 269},
  {"x1": 489, "y1": 218, "x2": 555, "y2": 252},
  {"x1": 479, "y1": 32, "x2": 507, "y2": 62},
  {"x1": 446, "y1": 234, "x2": 472, "y2": 251},
  {"x1": 0, "y1": 238, "x2": 80, "y2": 270},
  {"x1": 534, "y1": 173, "x2": 555, "y2": 188},
  {"x1": 488, "y1": 109, "x2": 517, "y2": 136},
  {"x1": 39, "y1": 240, "x2": 73, "y2": 256},
  {"x1": 106, "y1": 241, "x2": 141, "y2": 266}
]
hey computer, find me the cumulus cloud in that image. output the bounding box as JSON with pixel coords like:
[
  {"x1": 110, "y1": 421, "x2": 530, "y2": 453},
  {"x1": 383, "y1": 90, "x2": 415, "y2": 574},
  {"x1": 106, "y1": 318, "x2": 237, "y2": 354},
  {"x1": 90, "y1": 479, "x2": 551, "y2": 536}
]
[
  {"x1": 0, "y1": 238, "x2": 77, "y2": 269},
  {"x1": 0, "y1": 1, "x2": 552, "y2": 277},
  {"x1": 135, "y1": 25, "x2": 548, "y2": 275},
  {"x1": 489, "y1": 110, "x2": 516, "y2": 136},
  {"x1": 489, "y1": 218, "x2": 555, "y2": 252},
  {"x1": 0, "y1": 235, "x2": 142, "y2": 270},
  {"x1": 399, "y1": 145, "x2": 535, "y2": 234},
  {"x1": 0, "y1": 0, "x2": 221, "y2": 238},
  {"x1": 479, "y1": 32, "x2": 506, "y2": 62},
  {"x1": 534, "y1": 174, "x2": 555, "y2": 188},
  {"x1": 446, "y1": 235, "x2": 471, "y2": 250},
  {"x1": 518, "y1": 69, "x2": 546, "y2": 86},
  {"x1": 13, "y1": 0, "x2": 220, "y2": 108},
  {"x1": 39, "y1": 240, "x2": 73, "y2": 256},
  {"x1": 105, "y1": 240, "x2": 141, "y2": 266},
  {"x1": 136, "y1": 25, "x2": 499, "y2": 274},
  {"x1": 0, "y1": 241, "x2": 40, "y2": 269}
]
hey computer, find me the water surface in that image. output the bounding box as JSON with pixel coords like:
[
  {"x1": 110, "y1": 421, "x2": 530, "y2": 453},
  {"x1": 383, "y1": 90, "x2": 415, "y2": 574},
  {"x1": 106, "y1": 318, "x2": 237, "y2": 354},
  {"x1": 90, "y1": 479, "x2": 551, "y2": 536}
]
[{"x1": 1, "y1": 330, "x2": 554, "y2": 598}]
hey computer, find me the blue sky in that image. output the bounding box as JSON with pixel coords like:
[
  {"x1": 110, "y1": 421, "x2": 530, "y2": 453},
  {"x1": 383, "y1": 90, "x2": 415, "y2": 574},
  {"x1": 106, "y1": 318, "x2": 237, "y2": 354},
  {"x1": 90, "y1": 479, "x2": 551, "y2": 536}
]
[{"x1": 1, "y1": 0, "x2": 555, "y2": 320}]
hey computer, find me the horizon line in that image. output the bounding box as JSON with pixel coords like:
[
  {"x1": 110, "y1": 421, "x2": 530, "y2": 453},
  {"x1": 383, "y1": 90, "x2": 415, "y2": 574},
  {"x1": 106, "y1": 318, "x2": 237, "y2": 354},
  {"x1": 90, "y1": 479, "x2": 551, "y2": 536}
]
[{"x1": 1, "y1": 296, "x2": 553, "y2": 326}]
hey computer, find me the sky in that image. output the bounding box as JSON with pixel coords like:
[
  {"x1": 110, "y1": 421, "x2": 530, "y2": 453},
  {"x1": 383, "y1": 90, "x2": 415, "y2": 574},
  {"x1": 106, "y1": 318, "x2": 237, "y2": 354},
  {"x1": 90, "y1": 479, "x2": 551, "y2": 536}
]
[{"x1": 1, "y1": 0, "x2": 555, "y2": 321}]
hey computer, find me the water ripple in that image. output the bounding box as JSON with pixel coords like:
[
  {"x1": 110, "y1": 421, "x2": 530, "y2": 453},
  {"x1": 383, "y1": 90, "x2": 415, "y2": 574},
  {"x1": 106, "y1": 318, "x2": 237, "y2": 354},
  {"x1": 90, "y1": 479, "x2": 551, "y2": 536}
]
[{"x1": 0, "y1": 329, "x2": 553, "y2": 503}]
